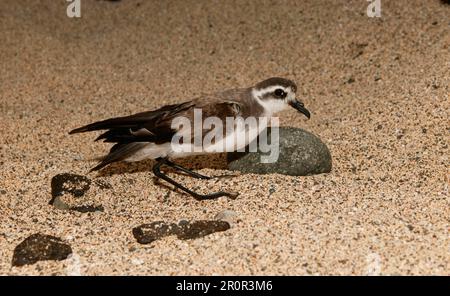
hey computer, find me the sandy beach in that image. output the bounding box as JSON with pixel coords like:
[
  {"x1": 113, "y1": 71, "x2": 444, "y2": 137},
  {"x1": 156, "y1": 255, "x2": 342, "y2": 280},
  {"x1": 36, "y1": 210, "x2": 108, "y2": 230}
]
[{"x1": 0, "y1": 0, "x2": 448, "y2": 275}]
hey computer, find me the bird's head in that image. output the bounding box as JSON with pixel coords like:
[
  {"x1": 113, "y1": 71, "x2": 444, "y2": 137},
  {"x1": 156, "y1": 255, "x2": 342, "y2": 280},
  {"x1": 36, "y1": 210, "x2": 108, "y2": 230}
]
[{"x1": 251, "y1": 77, "x2": 310, "y2": 119}]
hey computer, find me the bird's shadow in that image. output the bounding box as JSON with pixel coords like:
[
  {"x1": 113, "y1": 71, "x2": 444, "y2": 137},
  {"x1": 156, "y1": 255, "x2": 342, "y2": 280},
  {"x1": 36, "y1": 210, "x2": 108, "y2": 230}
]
[{"x1": 94, "y1": 153, "x2": 230, "y2": 178}]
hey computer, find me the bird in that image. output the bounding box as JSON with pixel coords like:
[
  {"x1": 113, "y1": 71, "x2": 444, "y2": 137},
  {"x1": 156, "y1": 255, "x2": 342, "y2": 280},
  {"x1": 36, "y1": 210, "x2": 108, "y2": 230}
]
[{"x1": 69, "y1": 77, "x2": 311, "y2": 200}]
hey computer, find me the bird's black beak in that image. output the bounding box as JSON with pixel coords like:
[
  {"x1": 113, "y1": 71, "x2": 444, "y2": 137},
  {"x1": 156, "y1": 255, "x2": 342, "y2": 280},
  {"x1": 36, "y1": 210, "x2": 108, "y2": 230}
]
[{"x1": 289, "y1": 100, "x2": 311, "y2": 119}]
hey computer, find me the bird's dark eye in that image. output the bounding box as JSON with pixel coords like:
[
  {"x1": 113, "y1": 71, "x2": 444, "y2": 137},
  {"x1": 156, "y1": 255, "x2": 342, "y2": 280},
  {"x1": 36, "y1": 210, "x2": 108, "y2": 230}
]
[{"x1": 274, "y1": 89, "x2": 286, "y2": 98}]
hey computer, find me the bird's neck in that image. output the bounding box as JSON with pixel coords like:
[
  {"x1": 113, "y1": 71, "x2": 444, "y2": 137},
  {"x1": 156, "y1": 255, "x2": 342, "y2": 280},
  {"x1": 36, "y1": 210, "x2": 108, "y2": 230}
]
[{"x1": 251, "y1": 90, "x2": 287, "y2": 117}]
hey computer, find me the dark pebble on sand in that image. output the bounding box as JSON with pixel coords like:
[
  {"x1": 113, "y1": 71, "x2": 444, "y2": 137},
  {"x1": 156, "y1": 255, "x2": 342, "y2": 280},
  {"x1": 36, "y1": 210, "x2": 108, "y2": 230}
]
[
  {"x1": 12, "y1": 233, "x2": 72, "y2": 267},
  {"x1": 132, "y1": 220, "x2": 230, "y2": 244}
]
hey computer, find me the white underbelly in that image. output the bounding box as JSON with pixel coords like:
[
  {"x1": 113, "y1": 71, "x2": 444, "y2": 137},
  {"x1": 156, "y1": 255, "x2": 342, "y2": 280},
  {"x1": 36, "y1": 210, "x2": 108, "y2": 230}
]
[
  {"x1": 124, "y1": 121, "x2": 267, "y2": 161},
  {"x1": 124, "y1": 142, "x2": 171, "y2": 162}
]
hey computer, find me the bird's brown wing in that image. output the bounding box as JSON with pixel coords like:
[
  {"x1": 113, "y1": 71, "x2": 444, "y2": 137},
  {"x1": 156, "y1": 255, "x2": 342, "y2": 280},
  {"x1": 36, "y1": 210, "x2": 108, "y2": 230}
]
[
  {"x1": 70, "y1": 90, "x2": 247, "y2": 171},
  {"x1": 201, "y1": 100, "x2": 242, "y2": 119},
  {"x1": 69, "y1": 101, "x2": 194, "y2": 143},
  {"x1": 69, "y1": 101, "x2": 195, "y2": 171},
  {"x1": 183, "y1": 98, "x2": 243, "y2": 146}
]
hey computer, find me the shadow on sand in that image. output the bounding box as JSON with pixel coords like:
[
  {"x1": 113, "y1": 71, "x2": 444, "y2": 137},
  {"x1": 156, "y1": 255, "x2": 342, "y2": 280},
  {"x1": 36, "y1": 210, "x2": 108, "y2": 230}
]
[{"x1": 94, "y1": 153, "x2": 230, "y2": 178}]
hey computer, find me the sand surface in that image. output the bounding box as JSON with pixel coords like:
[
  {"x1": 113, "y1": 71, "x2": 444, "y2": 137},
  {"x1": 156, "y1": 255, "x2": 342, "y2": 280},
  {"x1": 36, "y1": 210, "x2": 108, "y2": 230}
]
[{"x1": 1, "y1": 0, "x2": 449, "y2": 275}]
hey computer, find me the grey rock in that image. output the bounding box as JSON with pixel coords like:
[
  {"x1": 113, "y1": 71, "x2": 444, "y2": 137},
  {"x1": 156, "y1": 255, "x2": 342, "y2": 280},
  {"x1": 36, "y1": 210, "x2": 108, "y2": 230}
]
[
  {"x1": 227, "y1": 127, "x2": 332, "y2": 176},
  {"x1": 214, "y1": 210, "x2": 239, "y2": 226}
]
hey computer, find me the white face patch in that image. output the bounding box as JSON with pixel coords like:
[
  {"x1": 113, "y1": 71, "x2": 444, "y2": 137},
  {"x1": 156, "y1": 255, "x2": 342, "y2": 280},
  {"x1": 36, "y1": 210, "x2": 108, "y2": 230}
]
[
  {"x1": 257, "y1": 98, "x2": 288, "y2": 115},
  {"x1": 252, "y1": 85, "x2": 296, "y2": 116}
]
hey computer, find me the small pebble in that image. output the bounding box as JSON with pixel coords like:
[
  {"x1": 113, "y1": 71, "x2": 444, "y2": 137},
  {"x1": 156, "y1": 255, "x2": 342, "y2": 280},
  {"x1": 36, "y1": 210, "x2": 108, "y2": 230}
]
[{"x1": 214, "y1": 210, "x2": 240, "y2": 226}]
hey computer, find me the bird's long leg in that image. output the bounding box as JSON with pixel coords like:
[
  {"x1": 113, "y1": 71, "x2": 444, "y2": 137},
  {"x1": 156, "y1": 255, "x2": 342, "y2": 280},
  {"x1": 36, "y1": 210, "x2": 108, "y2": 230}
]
[
  {"x1": 165, "y1": 159, "x2": 239, "y2": 180},
  {"x1": 152, "y1": 158, "x2": 238, "y2": 200},
  {"x1": 163, "y1": 159, "x2": 211, "y2": 179}
]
